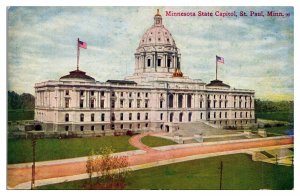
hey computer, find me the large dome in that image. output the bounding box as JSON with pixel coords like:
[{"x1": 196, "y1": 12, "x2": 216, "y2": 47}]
[
  {"x1": 139, "y1": 26, "x2": 176, "y2": 47},
  {"x1": 138, "y1": 9, "x2": 176, "y2": 48}
]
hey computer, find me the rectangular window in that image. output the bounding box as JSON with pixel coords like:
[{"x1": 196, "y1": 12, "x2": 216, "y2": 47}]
[
  {"x1": 145, "y1": 93, "x2": 148, "y2": 98},
  {"x1": 160, "y1": 113, "x2": 163, "y2": 120},
  {"x1": 65, "y1": 99, "x2": 69, "y2": 108},
  {"x1": 145, "y1": 101, "x2": 148, "y2": 108},
  {"x1": 120, "y1": 92, "x2": 123, "y2": 97},
  {"x1": 145, "y1": 113, "x2": 148, "y2": 120},
  {"x1": 158, "y1": 59, "x2": 161, "y2": 67},
  {"x1": 101, "y1": 91, "x2": 104, "y2": 96},
  {"x1": 167, "y1": 59, "x2": 171, "y2": 68},
  {"x1": 65, "y1": 126, "x2": 69, "y2": 131},
  {"x1": 111, "y1": 100, "x2": 115, "y2": 108},
  {"x1": 129, "y1": 113, "x2": 132, "y2": 121},
  {"x1": 80, "y1": 91, "x2": 84, "y2": 96},
  {"x1": 120, "y1": 113, "x2": 123, "y2": 121},
  {"x1": 137, "y1": 100, "x2": 140, "y2": 108},
  {"x1": 120, "y1": 100, "x2": 124, "y2": 108},
  {"x1": 129, "y1": 100, "x2": 132, "y2": 108},
  {"x1": 160, "y1": 101, "x2": 163, "y2": 108},
  {"x1": 65, "y1": 90, "x2": 69, "y2": 96},
  {"x1": 101, "y1": 125, "x2": 105, "y2": 131},
  {"x1": 80, "y1": 99, "x2": 84, "y2": 108},
  {"x1": 101, "y1": 113, "x2": 105, "y2": 121},
  {"x1": 91, "y1": 126, "x2": 94, "y2": 131},
  {"x1": 90, "y1": 100, "x2": 94, "y2": 108},
  {"x1": 91, "y1": 91, "x2": 94, "y2": 96},
  {"x1": 147, "y1": 59, "x2": 151, "y2": 67},
  {"x1": 80, "y1": 126, "x2": 84, "y2": 131},
  {"x1": 101, "y1": 100, "x2": 105, "y2": 109}
]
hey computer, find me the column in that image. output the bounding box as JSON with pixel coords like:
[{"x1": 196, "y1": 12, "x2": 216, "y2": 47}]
[
  {"x1": 152, "y1": 53, "x2": 155, "y2": 68},
  {"x1": 165, "y1": 54, "x2": 168, "y2": 68}
]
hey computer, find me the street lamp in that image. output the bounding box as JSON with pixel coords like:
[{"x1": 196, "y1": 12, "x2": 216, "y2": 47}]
[{"x1": 31, "y1": 134, "x2": 37, "y2": 189}]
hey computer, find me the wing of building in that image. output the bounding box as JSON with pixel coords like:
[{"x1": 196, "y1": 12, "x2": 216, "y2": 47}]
[{"x1": 34, "y1": 10, "x2": 255, "y2": 135}]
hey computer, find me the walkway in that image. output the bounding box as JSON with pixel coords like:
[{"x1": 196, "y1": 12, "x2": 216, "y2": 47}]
[
  {"x1": 129, "y1": 132, "x2": 158, "y2": 153},
  {"x1": 7, "y1": 135, "x2": 293, "y2": 189}
]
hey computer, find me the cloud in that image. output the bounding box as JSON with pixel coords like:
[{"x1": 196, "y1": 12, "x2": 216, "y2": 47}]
[{"x1": 7, "y1": 6, "x2": 294, "y2": 101}]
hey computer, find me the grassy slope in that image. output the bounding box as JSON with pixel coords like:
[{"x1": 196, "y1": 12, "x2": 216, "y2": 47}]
[
  {"x1": 256, "y1": 112, "x2": 293, "y2": 123},
  {"x1": 264, "y1": 125, "x2": 293, "y2": 136},
  {"x1": 38, "y1": 154, "x2": 293, "y2": 190},
  {"x1": 141, "y1": 136, "x2": 177, "y2": 147},
  {"x1": 8, "y1": 136, "x2": 136, "y2": 164}
]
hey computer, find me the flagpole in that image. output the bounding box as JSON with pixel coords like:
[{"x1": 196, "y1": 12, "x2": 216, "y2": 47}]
[
  {"x1": 77, "y1": 38, "x2": 80, "y2": 71},
  {"x1": 216, "y1": 56, "x2": 218, "y2": 80}
]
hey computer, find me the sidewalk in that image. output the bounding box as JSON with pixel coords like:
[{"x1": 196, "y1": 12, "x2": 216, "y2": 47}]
[{"x1": 7, "y1": 135, "x2": 293, "y2": 189}]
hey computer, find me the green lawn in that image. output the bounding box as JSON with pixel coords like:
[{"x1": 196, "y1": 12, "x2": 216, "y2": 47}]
[
  {"x1": 256, "y1": 112, "x2": 293, "y2": 123},
  {"x1": 38, "y1": 153, "x2": 294, "y2": 190},
  {"x1": 141, "y1": 136, "x2": 177, "y2": 147},
  {"x1": 264, "y1": 125, "x2": 294, "y2": 136},
  {"x1": 8, "y1": 109, "x2": 34, "y2": 122},
  {"x1": 8, "y1": 136, "x2": 136, "y2": 164}
]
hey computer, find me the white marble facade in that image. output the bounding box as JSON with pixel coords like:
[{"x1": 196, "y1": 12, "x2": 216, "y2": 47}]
[{"x1": 34, "y1": 10, "x2": 255, "y2": 134}]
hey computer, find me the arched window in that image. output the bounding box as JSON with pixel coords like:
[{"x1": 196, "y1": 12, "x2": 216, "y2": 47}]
[
  {"x1": 167, "y1": 58, "x2": 171, "y2": 68},
  {"x1": 80, "y1": 114, "x2": 84, "y2": 122},
  {"x1": 137, "y1": 113, "x2": 140, "y2": 120},
  {"x1": 179, "y1": 112, "x2": 183, "y2": 122},
  {"x1": 129, "y1": 113, "x2": 132, "y2": 121},
  {"x1": 65, "y1": 113, "x2": 69, "y2": 122}
]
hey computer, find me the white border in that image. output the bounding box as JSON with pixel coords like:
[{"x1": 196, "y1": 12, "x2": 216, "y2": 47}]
[{"x1": 1, "y1": 0, "x2": 298, "y2": 196}]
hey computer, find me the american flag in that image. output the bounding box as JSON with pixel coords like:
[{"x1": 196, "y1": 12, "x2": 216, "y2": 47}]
[
  {"x1": 78, "y1": 40, "x2": 87, "y2": 49},
  {"x1": 216, "y1": 55, "x2": 224, "y2": 64}
]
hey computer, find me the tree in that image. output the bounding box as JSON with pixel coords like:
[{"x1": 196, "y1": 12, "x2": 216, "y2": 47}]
[{"x1": 85, "y1": 146, "x2": 130, "y2": 189}]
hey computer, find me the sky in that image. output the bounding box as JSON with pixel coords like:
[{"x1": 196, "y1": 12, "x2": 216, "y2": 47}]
[{"x1": 7, "y1": 6, "x2": 294, "y2": 101}]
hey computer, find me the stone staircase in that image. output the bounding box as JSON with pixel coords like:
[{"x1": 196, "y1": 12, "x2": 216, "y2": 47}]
[{"x1": 172, "y1": 122, "x2": 238, "y2": 137}]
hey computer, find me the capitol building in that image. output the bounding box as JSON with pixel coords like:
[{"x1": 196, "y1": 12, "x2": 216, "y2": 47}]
[{"x1": 34, "y1": 10, "x2": 255, "y2": 134}]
